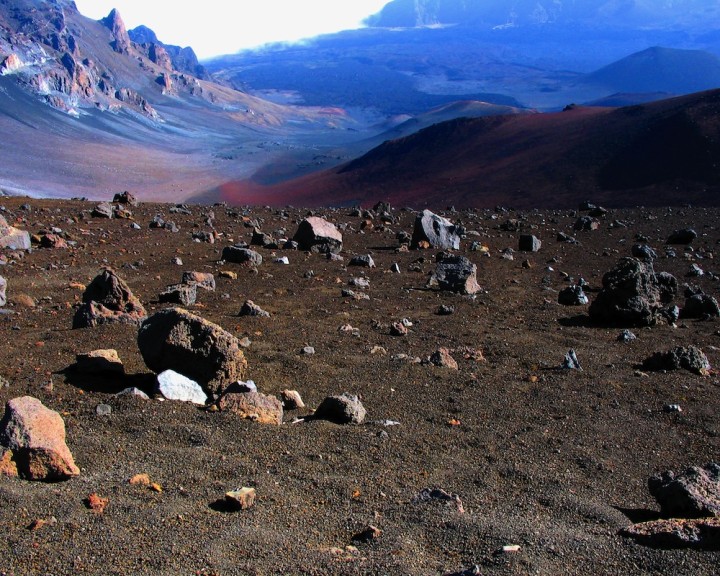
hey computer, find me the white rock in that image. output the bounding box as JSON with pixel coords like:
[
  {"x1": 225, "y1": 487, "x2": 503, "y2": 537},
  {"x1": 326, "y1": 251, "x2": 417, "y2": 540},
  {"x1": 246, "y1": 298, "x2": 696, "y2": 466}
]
[{"x1": 156, "y1": 370, "x2": 207, "y2": 405}]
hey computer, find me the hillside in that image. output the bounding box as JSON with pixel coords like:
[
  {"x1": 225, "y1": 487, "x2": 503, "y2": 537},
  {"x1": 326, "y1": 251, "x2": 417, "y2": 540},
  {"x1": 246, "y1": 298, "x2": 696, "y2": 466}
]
[{"x1": 212, "y1": 90, "x2": 720, "y2": 209}]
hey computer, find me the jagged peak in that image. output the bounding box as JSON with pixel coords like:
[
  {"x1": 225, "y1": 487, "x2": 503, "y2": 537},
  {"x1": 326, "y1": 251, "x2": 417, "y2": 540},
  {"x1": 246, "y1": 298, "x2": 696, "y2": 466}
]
[{"x1": 100, "y1": 8, "x2": 131, "y2": 54}]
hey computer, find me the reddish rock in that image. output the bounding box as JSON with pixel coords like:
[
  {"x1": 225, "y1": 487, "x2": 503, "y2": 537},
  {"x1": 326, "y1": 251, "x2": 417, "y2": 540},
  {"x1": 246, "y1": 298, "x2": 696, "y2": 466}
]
[
  {"x1": 72, "y1": 268, "x2": 146, "y2": 328},
  {"x1": 293, "y1": 216, "x2": 343, "y2": 254},
  {"x1": 430, "y1": 348, "x2": 459, "y2": 370},
  {"x1": 218, "y1": 391, "x2": 283, "y2": 425},
  {"x1": 182, "y1": 271, "x2": 216, "y2": 291},
  {"x1": 620, "y1": 517, "x2": 720, "y2": 549},
  {"x1": 0, "y1": 396, "x2": 80, "y2": 481},
  {"x1": 40, "y1": 233, "x2": 68, "y2": 249}
]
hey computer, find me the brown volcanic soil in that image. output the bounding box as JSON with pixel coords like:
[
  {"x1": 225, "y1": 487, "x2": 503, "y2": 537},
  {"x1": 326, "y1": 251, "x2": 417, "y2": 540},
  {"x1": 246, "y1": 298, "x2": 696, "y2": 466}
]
[{"x1": 1, "y1": 197, "x2": 720, "y2": 575}]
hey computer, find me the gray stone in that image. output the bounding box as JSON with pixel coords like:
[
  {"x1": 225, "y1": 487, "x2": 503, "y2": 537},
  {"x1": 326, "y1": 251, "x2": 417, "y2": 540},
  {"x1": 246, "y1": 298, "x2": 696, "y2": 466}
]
[
  {"x1": 617, "y1": 330, "x2": 637, "y2": 342},
  {"x1": 292, "y1": 217, "x2": 343, "y2": 254},
  {"x1": 632, "y1": 244, "x2": 657, "y2": 260},
  {"x1": 0, "y1": 274, "x2": 5, "y2": 307},
  {"x1": 432, "y1": 255, "x2": 480, "y2": 295},
  {"x1": 589, "y1": 258, "x2": 664, "y2": 327},
  {"x1": 349, "y1": 254, "x2": 375, "y2": 268},
  {"x1": 557, "y1": 231, "x2": 578, "y2": 244},
  {"x1": 682, "y1": 294, "x2": 720, "y2": 319},
  {"x1": 159, "y1": 283, "x2": 197, "y2": 306},
  {"x1": 411, "y1": 210, "x2": 461, "y2": 250},
  {"x1": 649, "y1": 463, "x2": 720, "y2": 518},
  {"x1": 668, "y1": 228, "x2": 697, "y2": 245},
  {"x1": 92, "y1": 202, "x2": 114, "y2": 219},
  {"x1": 656, "y1": 272, "x2": 678, "y2": 303},
  {"x1": 138, "y1": 307, "x2": 247, "y2": 396},
  {"x1": 561, "y1": 349, "x2": 581, "y2": 370},
  {"x1": 75, "y1": 349, "x2": 124, "y2": 374},
  {"x1": 96, "y1": 404, "x2": 112, "y2": 416},
  {"x1": 221, "y1": 246, "x2": 263, "y2": 266},
  {"x1": 157, "y1": 369, "x2": 207, "y2": 405},
  {"x1": 574, "y1": 216, "x2": 600, "y2": 231},
  {"x1": 72, "y1": 268, "x2": 147, "y2": 329},
  {"x1": 239, "y1": 300, "x2": 270, "y2": 317},
  {"x1": 0, "y1": 214, "x2": 31, "y2": 250},
  {"x1": 642, "y1": 345, "x2": 710, "y2": 375},
  {"x1": 518, "y1": 234, "x2": 541, "y2": 252},
  {"x1": 115, "y1": 387, "x2": 149, "y2": 400},
  {"x1": 558, "y1": 285, "x2": 589, "y2": 306},
  {"x1": 314, "y1": 393, "x2": 366, "y2": 424}
]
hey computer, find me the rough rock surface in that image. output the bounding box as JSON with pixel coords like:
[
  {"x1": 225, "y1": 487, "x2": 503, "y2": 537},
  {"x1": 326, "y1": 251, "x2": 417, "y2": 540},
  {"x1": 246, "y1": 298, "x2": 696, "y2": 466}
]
[
  {"x1": 642, "y1": 345, "x2": 711, "y2": 375},
  {"x1": 430, "y1": 348, "x2": 459, "y2": 370},
  {"x1": 588, "y1": 257, "x2": 664, "y2": 326},
  {"x1": 217, "y1": 390, "x2": 283, "y2": 425},
  {"x1": 667, "y1": 228, "x2": 697, "y2": 244},
  {"x1": 558, "y1": 285, "x2": 589, "y2": 305},
  {"x1": 621, "y1": 517, "x2": 720, "y2": 549},
  {"x1": 221, "y1": 246, "x2": 263, "y2": 266},
  {"x1": 292, "y1": 217, "x2": 343, "y2": 254},
  {"x1": 72, "y1": 268, "x2": 147, "y2": 328},
  {"x1": 432, "y1": 255, "x2": 481, "y2": 294},
  {"x1": 0, "y1": 396, "x2": 80, "y2": 481},
  {"x1": 239, "y1": 300, "x2": 270, "y2": 317},
  {"x1": 314, "y1": 393, "x2": 366, "y2": 424},
  {"x1": 181, "y1": 271, "x2": 215, "y2": 291},
  {"x1": 159, "y1": 283, "x2": 197, "y2": 306},
  {"x1": 411, "y1": 210, "x2": 461, "y2": 250},
  {"x1": 75, "y1": 349, "x2": 124, "y2": 374},
  {"x1": 682, "y1": 294, "x2": 720, "y2": 318},
  {"x1": 0, "y1": 275, "x2": 6, "y2": 307},
  {"x1": 648, "y1": 463, "x2": 720, "y2": 518},
  {"x1": 518, "y1": 234, "x2": 541, "y2": 252},
  {"x1": 137, "y1": 307, "x2": 247, "y2": 396},
  {"x1": 0, "y1": 214, "x2": 31, "y2": 250}
]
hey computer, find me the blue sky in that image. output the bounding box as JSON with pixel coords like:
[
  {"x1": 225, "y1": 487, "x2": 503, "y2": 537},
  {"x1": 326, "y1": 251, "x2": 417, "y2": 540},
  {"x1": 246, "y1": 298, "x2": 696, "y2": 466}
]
[{"x1": 74, "y1": 1, "x2": 391, "y2": 59}]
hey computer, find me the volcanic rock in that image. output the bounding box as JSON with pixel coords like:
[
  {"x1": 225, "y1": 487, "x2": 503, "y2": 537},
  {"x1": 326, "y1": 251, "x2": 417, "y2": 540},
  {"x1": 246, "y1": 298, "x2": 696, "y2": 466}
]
[
  {"x1": 431, "y1": 255, "x2": 480, "y2": 295},
  {"x1": 518, "y1": 234, "x2": 541, "y2": 252},
  {"x1": 137, "y1": 307, "x2": 247, "y2": 396},
  {"x1": 574, "y1": 216, "x2": 600, "y2": 231},
  {"x1": 72, "y1": 268, "x2": 147, "y2": 328},
  {"x1": 280, "y1": 389, "x2": 305, "y2": 409},
  {"x1": 667, "y1": 228, "x2": 697, "y2": 245},
  {"x1": 632, "y1": 244, "x2": 657, "y2": 260},
  {"x1": 239, "y1": 300, "x2": 270, "y2": 318},
  {"x1": 100, "y1": 9, "x2": 131, "y2": 54},
  {"x1": 0, "y1": 275, "x2": 6, "y2": 307},
  {"x1": 156, "y1": 370, "x2": 207, "y2": 405},
  {"x1": 656, "y1": 271, "x2": 679, "y2": 303},
  {"x1": 221, "y1": 246, "x2": 263, "y2": 266},
  {"x1": 92, "y1": 202, "x2": 114, "y2": 219},
  {"x1": 621, "y1": 517, "x2": 720, "y2": 549},
  {"x1": 588, "y1": 258, "x2": 664, "y2": 326},
  {"x1": 159, "y1": 283, "x2": 197, "y2": 306},
  {"x1": 429, "y1": 348, "x2": 459, "y2": 370},
  {"x1": 0, "y1": 215, "x2": 31, "y2": 250},
  {"x1": 224, "y1": 487, "x2": 257, "y2": 510},
  {"x1": 113, "y1": 191, "x2": 138, "y2": 206},
  {"x1": 682, "y1": 294, "x2": 720, "y2": 319},
  {"x1": 558, "y1": 285, "x2": 589, "y2": 305},
  {"x1": 314, "y1": 393, "x2": 366, "y2": 424},
  {"x1": 411, "y1": 210, "x2": 461, "y2": 250},
  {"x1": 0, "y1": 396, "x2": 80, "y2": 481},
  {"x1": 75, "y1": 349, "x2": 124, "y2": 374},
  {"x1": 292, "y1": 216, "x2": 343, "y2": 254},
  {"x1": 349, "y1": 254, "x2": 376, "y2": 268},
  {"x1": 648, "y1": 463, "x2": 720, "y2": 518},
  {"x1": 642, "y1": 345, "x2": 711, "y2": 375},
  {"x1": 181, "y1": 272, "x2": 215, "y2": 291},
  {"x1": 217, "y1": 391, "x2": 283, "y2": 425}
]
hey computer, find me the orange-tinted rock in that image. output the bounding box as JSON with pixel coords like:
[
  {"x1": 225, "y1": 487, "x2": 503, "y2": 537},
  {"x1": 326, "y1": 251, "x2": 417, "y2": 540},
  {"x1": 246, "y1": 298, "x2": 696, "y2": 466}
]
[
  {"x1": 218, "y1": 391, "x2": 283, "y2": 425},
  {"x1": 0, "y1": 396, "x2": 80, "y2": 481}
]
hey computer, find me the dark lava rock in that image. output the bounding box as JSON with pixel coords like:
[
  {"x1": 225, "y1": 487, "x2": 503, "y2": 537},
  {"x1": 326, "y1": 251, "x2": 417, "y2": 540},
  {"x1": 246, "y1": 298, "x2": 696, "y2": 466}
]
[
  {"x1": 411, "y1": 210, "x2": 461, "y2": 250},
  {"x1": 221, "y1": 246, "x2": 263, "y2": 266},
  {"x1": 518, "y1": 234, "x2": 541, "y2": 252},
  {"x1": 682, "y1": 294, "x2": 720, "y2": 319},
  {"x1": 557, "y1": 231, "x2": 578, "y2": 244},
  {"x1": 632, "y1": 244, "x2": 657, "y2": 260},
  {"x1": 667, "y1": 228, "x2": 697, "y2": 245},
  {"x1": 558, "y1": 285, "x2": 589, "y2": 306},
  {"x1": 648, "y1": 463, "x2": 720, "y2": 518},
  {"x1": 431, "y1": 254, "x2": 480, "y2": 295},
  {"x1": 574, "y1": 216, "x2": 600, "y2": 231},
  {"x1": 313, "y1": 393, "x2": 366, "y2": 424},
  {"x1": 113, "y1": 191, "x2": 138, "y2": 206},
  {"x1": 656, "y1": 271, "x2": 678, "y2": 304},
  {"x1": 641, "y1": 345, "x2": 710, "y2": 375},
  {"x1": 588, "y1": 258, "x2": 664, "y2": 327},
  {"x1": 349, "y1": 254, "x2": 376, "y2": 268},
  {"x1": 617, "y1": 329, "x2": 637, "y2": 342},
  {"x1": 239, "y1": 300, "x2": 270, "y2": 318},
  {"x1": 137, "y1": 307, "x2": 247, "y2": 396},
  {"x1": 72, "y1": 268, "x2": 147, "y2": 328},
  {"x1": 292, "y1": 216, "x2": 343, "y2": 254}
]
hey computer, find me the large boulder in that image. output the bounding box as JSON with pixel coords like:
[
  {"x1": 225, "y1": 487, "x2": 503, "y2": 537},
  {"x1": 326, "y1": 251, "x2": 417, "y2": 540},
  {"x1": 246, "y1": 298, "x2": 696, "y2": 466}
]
[
  {"x1": 431, "y1": 254, "x2": 481, "y2": 294},
  {"x1": 137, "y1": 307, "x2": 247, "y2": 396},
  {"x1": 72, "y1": 268, "x2": 147, "y2": 328},
  {"x1": 641, "y1": 345, "x2": 710, "y2": 375},
  {"x1": 649, "y1": 463, "x2": 720, "y2": 518},
  {"x1": 588, "y1": 258, "x2": 665, "y2": 327},
  {"x1": 0, "y1": 396, "x2": 80, "y2": 481},
  {"x1": 682, "y1": 294, "x2": 720, "y2": 319},
  {"x1": 411, "y1": 210, "x2": 461, "y2": 250},
  {"x1": 0, "y1": 214, "x2": 31, "y2": 250},
  {"x1": 292, "y1": 216, "x2": 343, "y2": 254}
]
